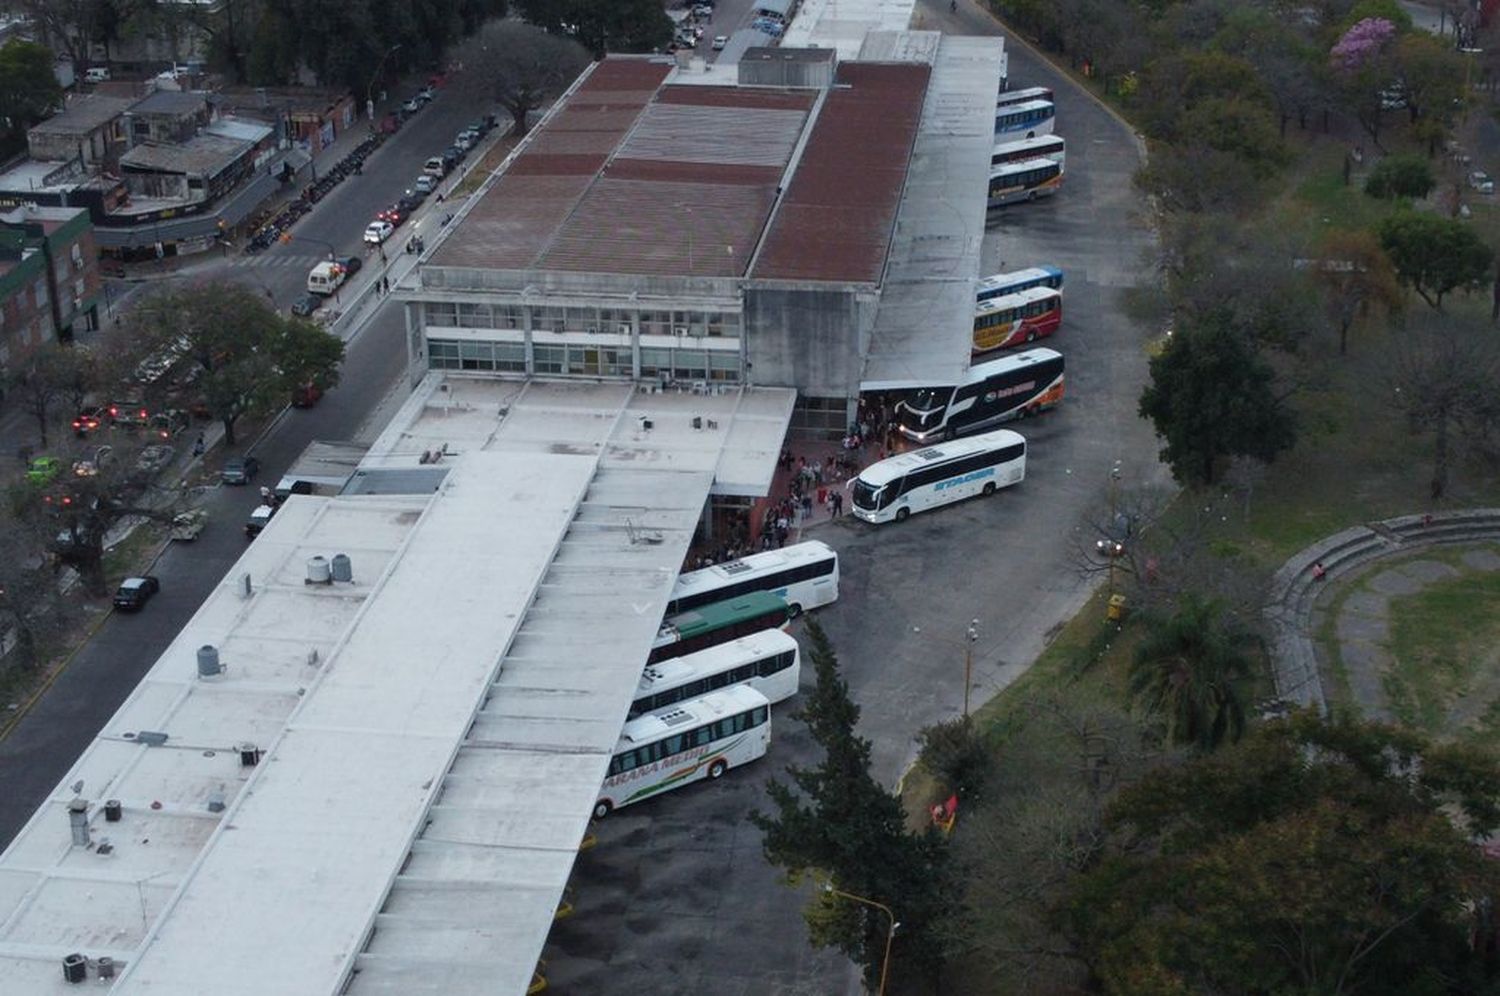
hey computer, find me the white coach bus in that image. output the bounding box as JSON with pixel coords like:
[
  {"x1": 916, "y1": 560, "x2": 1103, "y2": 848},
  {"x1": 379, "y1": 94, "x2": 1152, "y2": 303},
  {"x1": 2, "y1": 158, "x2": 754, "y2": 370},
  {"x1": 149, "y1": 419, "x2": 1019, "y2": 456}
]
[
  {"x1": 849, "y1": 429, "x2": 1027, "y2": 524},
  {"x1": 668, "y1": 540, "x2": 839, "y2": 617}
]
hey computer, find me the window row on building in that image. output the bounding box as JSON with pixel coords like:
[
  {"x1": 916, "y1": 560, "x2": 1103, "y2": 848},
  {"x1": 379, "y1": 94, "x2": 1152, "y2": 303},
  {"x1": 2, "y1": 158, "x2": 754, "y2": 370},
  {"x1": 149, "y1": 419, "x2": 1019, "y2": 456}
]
[
  {"x1": 424, "y1": 301, "x2": 741, "y2": 338},
  {"x1": 428, "y1": 339, "x2": 744, "y2": 382}
]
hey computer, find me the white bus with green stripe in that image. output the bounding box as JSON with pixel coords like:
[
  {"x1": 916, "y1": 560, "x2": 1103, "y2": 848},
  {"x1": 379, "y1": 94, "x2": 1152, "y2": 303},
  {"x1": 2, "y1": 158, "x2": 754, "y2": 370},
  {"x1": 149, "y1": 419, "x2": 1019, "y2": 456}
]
[{"x1": 594, "y1": 684, "x2": 770, "y2": 819}]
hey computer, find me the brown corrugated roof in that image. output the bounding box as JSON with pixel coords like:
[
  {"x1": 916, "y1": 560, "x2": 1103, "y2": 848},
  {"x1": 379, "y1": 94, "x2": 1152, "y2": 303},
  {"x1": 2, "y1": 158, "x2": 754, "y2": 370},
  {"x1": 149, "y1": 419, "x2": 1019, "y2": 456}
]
[
  {"x1": 435, "y1": 60, "x2": 815, "y2": 279},
  {"x1": 752, "y1": 62, "x2": 930, "y2": 284}
]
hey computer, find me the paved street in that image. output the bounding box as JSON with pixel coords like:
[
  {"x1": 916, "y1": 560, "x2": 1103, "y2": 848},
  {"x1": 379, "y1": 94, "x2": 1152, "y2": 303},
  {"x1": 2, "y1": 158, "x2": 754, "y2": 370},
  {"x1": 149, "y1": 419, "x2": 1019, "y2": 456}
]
[
  {"x1": 544, "y1": 9, "x2": 1167, "y2": 994},
  {"x1": 0, "y1": 81, "x2": 495, "y2": 848}
]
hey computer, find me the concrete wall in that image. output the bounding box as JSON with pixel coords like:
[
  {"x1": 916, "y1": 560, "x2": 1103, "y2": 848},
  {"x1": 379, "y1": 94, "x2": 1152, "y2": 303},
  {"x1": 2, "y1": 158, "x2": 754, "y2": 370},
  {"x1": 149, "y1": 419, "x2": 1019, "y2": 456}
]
[{"x1": 743, "y1": 283, "x2": 875, "y2": 398}]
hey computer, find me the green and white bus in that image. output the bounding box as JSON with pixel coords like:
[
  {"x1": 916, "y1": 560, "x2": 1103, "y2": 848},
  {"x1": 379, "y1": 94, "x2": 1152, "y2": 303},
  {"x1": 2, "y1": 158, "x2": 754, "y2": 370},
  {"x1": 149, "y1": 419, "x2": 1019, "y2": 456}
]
[
  {"x1": 594, "y1": 684, "x2": 771, "y2": 818},
  {"x1": 648, "y1": 591, "x2": 790, "y2": 664}
]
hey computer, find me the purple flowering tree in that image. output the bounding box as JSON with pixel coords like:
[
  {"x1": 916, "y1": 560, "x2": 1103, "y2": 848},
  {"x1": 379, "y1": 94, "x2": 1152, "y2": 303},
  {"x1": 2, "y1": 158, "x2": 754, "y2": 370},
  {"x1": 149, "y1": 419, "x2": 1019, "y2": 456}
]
[{"x1": 1331, "y1": 17, "x2": 1397, "y2": 73}]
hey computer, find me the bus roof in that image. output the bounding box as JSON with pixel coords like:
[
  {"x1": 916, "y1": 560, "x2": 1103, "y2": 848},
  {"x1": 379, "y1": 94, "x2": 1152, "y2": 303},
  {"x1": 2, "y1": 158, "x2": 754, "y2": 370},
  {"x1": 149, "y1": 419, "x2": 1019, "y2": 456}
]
[
  {"x1": 991, "y1": 156, "x2": 1062, "y2": 178},
  {"x1": 974, "y1": 285, "x2": 1060, "y2": 317},
  {"x1": 638, "y1": 629, "x2": 799, "y2": 696},
  {"x1": 618, "y1": 683, "x2": 771, "y2": 744},
  {"x1": 661, "y1": 590, "x2": 788, "y2": 639},
  {"x1": 976, "y1": 266, "x2": 1064, "y2": 294},
  {"x1": 670, "y1": 540, "x2": 835, "y2": 600},
  {"x1": 856, "y1": 429, "x2": 1027, "y2": 488},
  {"x1": 994, "y1": 99, "x2": 1054, "y2": 117},
  {"x1": 964, "y1": 347, "x2": 1064, "y2": 385},
  {"x1": 998, "y1": 86, "x2": 1052, "y2": 103},
  {"x1": 992, "y1": 134, "x2": 1065, "y2": 154}
]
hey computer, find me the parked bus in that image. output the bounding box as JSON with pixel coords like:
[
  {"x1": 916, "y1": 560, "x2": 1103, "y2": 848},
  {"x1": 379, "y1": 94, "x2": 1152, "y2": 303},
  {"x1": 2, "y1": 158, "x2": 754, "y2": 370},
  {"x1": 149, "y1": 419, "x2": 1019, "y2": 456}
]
[
  {"x1": 976, "y1": 266, "x2": 1064, "y2": 303},
  {"x1": 630, "y1": 629, "x2": 800, "y2": 719},
  {"x1": 897, "y1": 348, "x2": 1064, "y2": 444},
  {"x1": 994, "y1": 100, "x2": 1055, "y2": 138},
  {"x1": 668, "y1": 540, "x2": 839, "y2": 618},
  {"x1": 850, "y1": 429, "x2": 1028, "y2": 524},
  {"x1": 594, "y1": 684, "x2": 771, "y2": 818},
  {"x1": 648, "y1": 591, "x2": 789, "y2": 665},
  {"x1": 996, "y1": 86, "x2": 1054, "y2": 108},
  {"x1": 991, "y1": 134, "x2": 1066, "y2": 170},
  {"x1": 988, "y1": 158, "x2": 1063, "y2": 207},
  {"x1": 973, "y1": 286, "x2": 1062, "y2": 353}
]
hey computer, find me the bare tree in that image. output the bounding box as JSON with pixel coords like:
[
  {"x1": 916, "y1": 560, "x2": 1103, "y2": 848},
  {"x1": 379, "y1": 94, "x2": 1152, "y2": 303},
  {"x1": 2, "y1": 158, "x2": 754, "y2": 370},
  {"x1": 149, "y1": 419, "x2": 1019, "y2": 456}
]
[
  {"x1": 1387, "y1": 319, "x2": 1500, "y2": 500},
  {"x1": 0, "y1": 522, "x2": 70, "y2": 673},
  {"x1": 451, "y1": 20, "x2": 590, "y2": 138}
]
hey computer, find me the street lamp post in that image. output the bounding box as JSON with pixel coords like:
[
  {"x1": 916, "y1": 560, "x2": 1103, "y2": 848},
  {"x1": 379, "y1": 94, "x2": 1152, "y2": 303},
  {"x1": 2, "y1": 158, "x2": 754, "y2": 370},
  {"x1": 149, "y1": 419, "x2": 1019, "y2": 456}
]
[
  {"x1": 367, "y1": 44, "x2": 403, "y2": 122},
  {"x1": 963, "y1": 619, "x2": 979, "y2": 720},
  {"x1": 824, "y1": 885, "x2": 900, "y2": 995}
]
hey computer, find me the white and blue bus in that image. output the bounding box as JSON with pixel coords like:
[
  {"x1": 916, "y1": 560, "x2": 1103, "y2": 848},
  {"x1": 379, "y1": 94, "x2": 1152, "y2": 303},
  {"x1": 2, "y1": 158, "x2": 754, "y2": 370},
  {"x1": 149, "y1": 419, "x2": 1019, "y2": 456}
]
[
  {"x1": 631, "y1": 629, "x2": 801, "y2": 719},
  {"x1": 668, "y1": 540, "x2": 839, "y2": 618},
  {"x1": 594, "y1": 684, "x2": 771, "y2": 818},
  {"x1": 991, "y1": 134, "x2": 1066, "y2": 170},
  {"x1": 994, "y1": 99, "x2": 1055, "y2": 138},
  {"x1": 850, "y1": 429, "x2": 1027, "y2": 524},
  {"x1": 976, "y1": 266, "x2": 1065, "y2": 303},
  {"x1": 996, "y1": 86, "x2": 1054, "y2": 108}
]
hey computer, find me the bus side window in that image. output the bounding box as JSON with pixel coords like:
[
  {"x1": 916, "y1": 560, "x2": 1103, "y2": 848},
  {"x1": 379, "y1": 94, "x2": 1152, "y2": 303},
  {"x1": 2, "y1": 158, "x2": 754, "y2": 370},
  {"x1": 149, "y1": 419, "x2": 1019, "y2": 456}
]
[
  {"x1": 663, "y1": 734, "x2": 685, "y2": 756},
  {"x1": 694, "y1": 726, "x2": 713, "y2": 747}
]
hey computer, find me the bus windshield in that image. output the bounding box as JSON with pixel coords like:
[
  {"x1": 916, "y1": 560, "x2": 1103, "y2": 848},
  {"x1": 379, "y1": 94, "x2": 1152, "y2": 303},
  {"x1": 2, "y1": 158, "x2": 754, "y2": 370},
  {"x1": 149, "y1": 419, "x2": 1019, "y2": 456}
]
[
  {"x1": 908, "y1": 386, "x2": 954, "y2": 413},
  {"x1": 851, "y1": 478, "x2": 886, "y2": 510}
]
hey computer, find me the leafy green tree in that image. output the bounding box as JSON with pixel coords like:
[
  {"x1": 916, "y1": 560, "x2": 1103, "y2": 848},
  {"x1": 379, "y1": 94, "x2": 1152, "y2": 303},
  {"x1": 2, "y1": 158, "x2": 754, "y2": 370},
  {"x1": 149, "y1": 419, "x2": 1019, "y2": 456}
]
[
  {"x1": 1138, "y1": 313, "x2": 1298, "y2": 486},
  {"x1": 1177, "y1": 95, "x2": 1288, "y2": 179},
  {"x1": 1134, "y1": 50, "x2": 1271, "y2": 142},
  {"x1": 751, "y1": 618, "x2": 953, "y2": 989},
  {"x1": 1311, "y1": 228, "x2": 1403, "y2": 354},
  {"x1": 122, "y1": 284, "x2": 343, "y2": 445},
  {"x1": 1363, "y1": 152, "x2": 1434, "y2": 199},
  {"x1": 0, "y1": 39, "x2": 62, "y2": 148},
  {"x1": 1128, "y1": 595, "x2": 1252, "y2": 751},
  {"x1": 451, "y1": 19, "x2": 589, "y2": 137},
  {"x1": 515, "y1": 0, "x2": 671, "y2": 57},
  {"x1": 1377, "y1": 213, "x2": 1494, "y2": 309},
  {"x1": 1063, "y1": 712, "x2": 1500, "y2": 996}
]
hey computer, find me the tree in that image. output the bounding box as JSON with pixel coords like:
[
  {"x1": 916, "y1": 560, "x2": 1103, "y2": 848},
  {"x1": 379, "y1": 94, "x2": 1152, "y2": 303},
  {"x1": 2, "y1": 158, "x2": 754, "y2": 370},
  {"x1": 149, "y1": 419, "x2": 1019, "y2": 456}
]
[
  {"x1": 1063, "y1": 712, "x2": 1500, "y2": 995},
  {"x1": 121, "y1": 283, "x2": 343, "y2": 445},
  {"x1": 451, "y1": 20, "x2": 589, "y2": 138},
  {"x1": 1363, "y1": 152, "x2": 1434, "y2": 199},
  {"x1": 1128, "y1": 595, "x2": 1252, "y2": 752},
  {"x1": 1330, "y1": 16, "x2": 1401, "y2": 147},
  {"x1": 15, "y1": 0, "x2": 99, "y2": 70},
  {"x1": 514, "y1": 0, "x2": 672, "y2": 58},
  {"x1": 751, "y1": 618, "x2": 954, "y2": 989},
  {"x1": 0, "y1": 523, "x2": 70, "y2": 673},
  {"x1": 3, "y1": 342, "x2": 96, "y2": 448},
  {"x1": 1176, "y1": 95, "x2": 1289, "y2": 179},
  {"x1": 0, "y1": 39, "x2": 63, "y2": 148},
  {"x1": 1377, "y1": 212, "x2": 1494, "y2": 310},
  {"x1": 1387, "y1": 318, "x2": 1500, "y2": 500},
  {"x1": 1310, "y1": 228, "x2": 1402, "y2": 354},
  {"x1": 1138, "y1": 312, "x2": 1298, "y2": 486}
]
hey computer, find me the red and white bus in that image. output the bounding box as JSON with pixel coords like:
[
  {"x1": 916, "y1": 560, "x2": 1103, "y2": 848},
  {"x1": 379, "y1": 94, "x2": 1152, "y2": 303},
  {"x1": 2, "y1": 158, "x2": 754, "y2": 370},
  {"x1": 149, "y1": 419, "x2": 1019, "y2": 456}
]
[
  {"x1": 988, "y1": 157, "x2": 1063, "y2": 207},
  {"x1": 972, "y1": 286, "x2": 1062, "y2": 353}
]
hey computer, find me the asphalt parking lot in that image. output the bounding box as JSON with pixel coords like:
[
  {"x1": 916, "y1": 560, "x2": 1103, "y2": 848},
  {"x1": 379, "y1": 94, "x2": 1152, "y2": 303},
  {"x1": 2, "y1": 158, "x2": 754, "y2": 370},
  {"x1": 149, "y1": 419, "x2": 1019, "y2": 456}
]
[{"x1": 543, "y1": 8, "x2": 1166, "y2": 995}]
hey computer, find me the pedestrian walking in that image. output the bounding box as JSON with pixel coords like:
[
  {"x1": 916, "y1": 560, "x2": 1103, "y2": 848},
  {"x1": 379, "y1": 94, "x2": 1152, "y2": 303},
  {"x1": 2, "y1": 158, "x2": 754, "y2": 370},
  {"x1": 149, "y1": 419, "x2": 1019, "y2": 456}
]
[
  {"x1": 831, "y1": 490, "x2": 843, "y2": 517},
  {"x1": 192, "y1": 434, "x2": 205, "y2": 457}
]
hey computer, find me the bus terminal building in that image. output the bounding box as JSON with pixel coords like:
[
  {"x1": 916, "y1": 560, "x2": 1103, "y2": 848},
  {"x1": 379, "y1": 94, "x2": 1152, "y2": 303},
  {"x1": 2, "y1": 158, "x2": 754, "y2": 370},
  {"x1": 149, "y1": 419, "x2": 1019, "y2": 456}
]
[{"x1": 401, "y1": 32, "x2": 1002, "y2": 433}]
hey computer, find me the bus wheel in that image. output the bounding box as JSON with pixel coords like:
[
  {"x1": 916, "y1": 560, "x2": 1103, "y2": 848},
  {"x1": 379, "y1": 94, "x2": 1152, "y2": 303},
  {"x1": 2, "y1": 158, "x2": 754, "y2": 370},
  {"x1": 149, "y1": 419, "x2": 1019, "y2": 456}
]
[
  {"x1": 1026, "y1": 190, "x2": 1037, "y2": 202},
  {"x1": 895, "y1": 507, "x2": 910, "y2": 523},
  {"x1": 788, "y1": 602, "x2": 804, "y2": 619},
  {"x1": 1025, "y1": 330, "x2": 1037, "y2": 342},
  {"x1": 943, "y1": 425, "x2": 957, "y2": 441},
  {"x1": 593, "y1": 800, "x2": 613, "y2": 820},
  {"x1": 708, "y1": 759, "x2": 728, "y2": 780},
  {"x1": 983, "y1": 482, "x2": 996, "y2": 496}
]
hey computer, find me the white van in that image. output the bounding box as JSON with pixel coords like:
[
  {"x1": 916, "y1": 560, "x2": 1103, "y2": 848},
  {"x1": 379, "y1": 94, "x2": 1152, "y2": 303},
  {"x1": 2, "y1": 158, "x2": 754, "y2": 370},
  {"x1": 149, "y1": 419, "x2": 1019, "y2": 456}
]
[
  {"x1": 306, "y1": 260, "x2": 347, "y2": 296},
  {"x1": 83, "y1": 67, "x2": 111, "y2": 83}
]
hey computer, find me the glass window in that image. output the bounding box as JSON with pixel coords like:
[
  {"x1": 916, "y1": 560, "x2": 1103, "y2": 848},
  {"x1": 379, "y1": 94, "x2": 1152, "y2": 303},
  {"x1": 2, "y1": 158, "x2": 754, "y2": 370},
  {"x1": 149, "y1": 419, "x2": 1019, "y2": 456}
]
[
  {"x1": 495, "y1": 304, "x2": 524, "y2": 329},
  {"x1": 427, "y1": 302, "x2": 458, "y2": 326},
  {"x1": 640, "y1": 347, "x2": 671, "y2": 378},
  {"x1": 533, "y1": 345, "x2": 564, "y2": 374},
  {"x1": 640, "y1": 310, "x2": 671, "y2": 336},
  {"x1": 708, "y1": 350, "x2": 740, "y2": 382},
  {"x1": 673, "y1": 350, "x2": 708, "y2": 381},
  {"x1": 492, "y1": 342, "x2": 525, "y2": 372},
  {"x1": 457, "y1": 302, "x2": 493, "y2": 328}
]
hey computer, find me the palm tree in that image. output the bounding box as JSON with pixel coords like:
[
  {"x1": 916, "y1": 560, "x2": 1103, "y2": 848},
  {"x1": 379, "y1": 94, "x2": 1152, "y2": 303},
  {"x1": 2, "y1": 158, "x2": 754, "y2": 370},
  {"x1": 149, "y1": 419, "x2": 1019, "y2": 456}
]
[{"x1": 1128, "y1": 596, "x2": 1252, "y2": 751}]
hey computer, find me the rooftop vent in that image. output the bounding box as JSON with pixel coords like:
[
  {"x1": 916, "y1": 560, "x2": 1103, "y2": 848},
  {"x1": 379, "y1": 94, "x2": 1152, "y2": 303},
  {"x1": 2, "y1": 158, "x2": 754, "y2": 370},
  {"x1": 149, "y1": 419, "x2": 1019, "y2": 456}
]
[
  {"x1": 305, "y1": 556, "x2": 331, "y2": 585},
  {"x1": 331, "y1": 553, "x2": 352, "y2": 582},
  {"x1": 197, "y1": 644, "x2": 223, "y2": 678}
]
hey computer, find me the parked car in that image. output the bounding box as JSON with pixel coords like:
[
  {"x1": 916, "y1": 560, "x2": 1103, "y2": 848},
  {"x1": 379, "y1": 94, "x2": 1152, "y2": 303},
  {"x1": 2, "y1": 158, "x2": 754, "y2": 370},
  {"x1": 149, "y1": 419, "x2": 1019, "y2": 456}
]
[
  {"x1": 417, "y1": 85, "x2": 436, "y2": 103},
  {"x1": 171, "y1": 509, "x2": 207, "y2": 541},
  {"x1": 72, "y1": 407, "x2": 105, "y2": 436},
  {"x1": 26, "y1": 456, "x2": 61, "y2": 486},
  {"x1": 72, "y1": 445, "x2": 113, "y2": 477},
  {"x1": 83, "y1": 67, "x2": 111, "y2": 83},
  {"x1": 363, "y1": 220, "x2": 395, "y2": 245},
  {"x1": 712, "y1": 34, "x2": 728, "y2": 50},
  {"x1": 113, "y1": 575, "x2": 160, "y2": 611},
  {"x1": 423, "y1": 156, "x2": 449, "y2": 178},
  {"x1": 338, "y1": 255, "x2": 363, "y2": 276},
  {"x1": 414, "y1": 174, "x2": 439, "y2": 195},
  {"x1": 245, "y1": 503, "x2": 276, "y2": 538},
  {"x1": 221, "y1": 454, "x2": 260, "y2": 485},
  {"x1": 396, "y1": 193, "x2": 423, "y2": 213},
  {"x1": 454, "y1": 131, "x2": 476, "y2": 152},
  {"x1": 107, "y1": 401, "x2": 151, "y2": 427},
  {"x1": 291, "y1": 293, "x2": 323, "y2": 317},
  {"x1": 1469, "y1": 170, "x2": 1494, "y2": 194},
  {"x1": 135, "y1": 444, "x2": 176, "y2": 478},
  {"x1": 149, "y1": 409, "x2": 189, "y2": 439},
  {"x1": 441, "y1": 147, "x2": 462, "y2": 169},
  {"x1": 402, "y1": 96, "x2": 422, "y2": 114}
]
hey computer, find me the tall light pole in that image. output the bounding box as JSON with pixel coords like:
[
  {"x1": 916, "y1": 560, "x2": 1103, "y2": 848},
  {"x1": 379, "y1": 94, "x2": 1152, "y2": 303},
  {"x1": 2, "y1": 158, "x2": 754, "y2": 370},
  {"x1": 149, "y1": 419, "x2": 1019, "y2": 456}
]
[
  {"x1": 963, "y1": 619, "x2": 979, "y2": 720},
  {"x1": 367, "y1": 44, "x2": 402, "y2": 122},
  {"x1": 824, "y1": 884, "x2": 900, "y2": 995}
]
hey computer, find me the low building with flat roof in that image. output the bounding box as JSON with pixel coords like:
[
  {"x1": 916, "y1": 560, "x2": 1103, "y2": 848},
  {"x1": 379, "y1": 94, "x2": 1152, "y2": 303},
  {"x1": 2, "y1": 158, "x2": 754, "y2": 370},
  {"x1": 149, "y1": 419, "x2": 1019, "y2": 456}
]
[{"x1": 26, "y1": 94, "x2": 134, "y2": 166}]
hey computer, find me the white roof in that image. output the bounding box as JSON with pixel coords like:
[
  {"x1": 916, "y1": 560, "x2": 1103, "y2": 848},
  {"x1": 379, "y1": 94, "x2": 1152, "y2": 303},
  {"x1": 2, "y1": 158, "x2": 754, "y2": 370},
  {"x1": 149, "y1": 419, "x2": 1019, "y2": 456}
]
[
  {"x1": 0, "y1": 376, "x2": 792, "y2": 996},
  {"x1": 670, "y1": 540, "x2": 835, "y2": 605},
  {"x1": 863, "y1": 35, "x2": 1004, "y2": 391},
  {"x1": 781, "y1": 0, "x2": 917, "y2": 59}
]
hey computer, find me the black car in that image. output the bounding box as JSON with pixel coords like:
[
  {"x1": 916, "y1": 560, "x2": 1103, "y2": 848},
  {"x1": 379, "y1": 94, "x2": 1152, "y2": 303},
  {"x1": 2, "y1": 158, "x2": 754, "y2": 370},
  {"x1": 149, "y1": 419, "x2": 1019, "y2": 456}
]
[
  {"x1": 291, "y1": 293, "x2": 323, "y2": 317},
  {"x1": 72, "y1": 406, "x2": 106, "y2": 436},
  {"x1": 441, "y1": 147, "x2": 461, "y2": 169},
  {"x1": 339, "y1": 255, "x2": 363, "y2": 276},
  {"x1": 397, "y1": 193, "x2": 423, "y2": 213},
  {"x1": 113, "y1": 575, "x2": 160, "y2": 611},
  {"x1": 222, "y1": 454, "x2": 260, "y2": 485}
]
